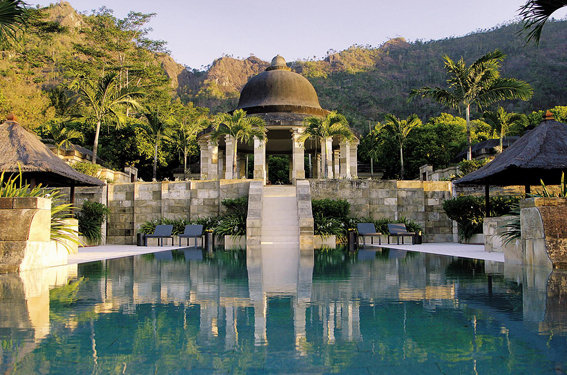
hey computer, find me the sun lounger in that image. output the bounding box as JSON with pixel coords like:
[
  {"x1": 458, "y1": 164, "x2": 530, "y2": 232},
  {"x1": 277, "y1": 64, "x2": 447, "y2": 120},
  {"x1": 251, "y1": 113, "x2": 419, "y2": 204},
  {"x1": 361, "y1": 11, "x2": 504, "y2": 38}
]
[
  {"x1": 145, "y1": 224, "x2": 174, "y2": 246},
  {"x1": 178, "y1": 224, "x2": 204, "y2": 247},
  {"x1": 387, "y1": 223, "x2": 416, "y2": 245},
  {"x1": 357, "y1": 223, "x2": 382, "y2": 246}
]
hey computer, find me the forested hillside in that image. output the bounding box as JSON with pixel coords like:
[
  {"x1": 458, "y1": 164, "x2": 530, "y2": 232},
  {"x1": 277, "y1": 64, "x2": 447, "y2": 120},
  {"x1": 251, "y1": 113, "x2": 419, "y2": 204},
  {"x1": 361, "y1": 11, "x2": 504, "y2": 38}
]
[{"x1": 186, "y1": 22, "x2": 567, "y2": 132}]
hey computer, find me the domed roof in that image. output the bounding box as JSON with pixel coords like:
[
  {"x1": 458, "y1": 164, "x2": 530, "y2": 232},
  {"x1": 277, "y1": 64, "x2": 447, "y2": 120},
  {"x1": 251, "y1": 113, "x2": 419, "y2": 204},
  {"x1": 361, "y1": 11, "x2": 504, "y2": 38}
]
[{"x1": 236, "y1": 55, "x2": 327, "y2": 116}]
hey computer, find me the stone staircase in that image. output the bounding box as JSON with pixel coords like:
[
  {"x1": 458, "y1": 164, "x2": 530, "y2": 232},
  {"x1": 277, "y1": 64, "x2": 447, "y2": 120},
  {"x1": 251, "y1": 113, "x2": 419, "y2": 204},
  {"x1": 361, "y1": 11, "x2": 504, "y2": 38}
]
[{"x1": 260, "y1": 186, "x2": 299, "y2": 246}]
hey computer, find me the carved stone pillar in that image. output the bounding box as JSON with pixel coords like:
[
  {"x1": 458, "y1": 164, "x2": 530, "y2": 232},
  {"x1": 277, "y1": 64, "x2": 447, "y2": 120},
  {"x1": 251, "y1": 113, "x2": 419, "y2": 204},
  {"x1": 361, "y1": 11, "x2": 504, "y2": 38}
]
[
  {"x1": 324, "y1": 137, "x2": 333, "y2": 179},
  {"x1": 291, "y1": 128, "x2": 305, "y2": 182},
  {"x1": 207, "y1": 140, "x2": 218, "y2": 180},
  {"x1": 349, "y1": 140, "x2": 358, "y2": 179},
  {"x1": 333, "y1": 149, "x2": 340, "y2": 179},
  {"x1": 339, "y1": 140, "x2": 351, "y2": 179},
  {"x1": 198, "y1": 139, "x2": 209, "y2": 180},
  {"x1": 224, "y1": 135, "x2": 235, "y2": 179},
  {"x1": 253, "y1": 136, "x2": 266, "y2": 183}
]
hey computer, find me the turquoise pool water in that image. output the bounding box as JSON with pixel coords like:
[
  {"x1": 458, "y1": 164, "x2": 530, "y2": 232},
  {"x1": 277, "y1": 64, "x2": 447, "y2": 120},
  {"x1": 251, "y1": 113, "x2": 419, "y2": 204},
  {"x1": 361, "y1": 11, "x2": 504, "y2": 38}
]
[{"x1": 1, "y1": 247, "x2": 566, "y2": 374}]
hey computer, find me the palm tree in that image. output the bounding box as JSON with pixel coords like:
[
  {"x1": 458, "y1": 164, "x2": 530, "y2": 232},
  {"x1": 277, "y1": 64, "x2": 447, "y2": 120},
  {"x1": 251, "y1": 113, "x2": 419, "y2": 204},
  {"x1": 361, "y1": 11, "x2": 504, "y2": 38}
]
[
  {"x1": 482, "y1": 107, "x2": 525, "y2": 153},
  {"x1": 44, "y1": 121, "x2": 84, "y2": 154},
  {"x1": 410, "y1": 50, "x2": 533, "y2": 160},
  {"x1": 75, "y1": 72, "x2": 144, "y2": 164},
  {"x1": 0, "y1": 0, "x2": 30, "y2": 44},
  {"x1": 300, "y1": 111, "x2": 354, "y2": 178},
  {"x1": 210, "y1": 109, "x2": 266, "y2": 179},
  {"x1": 384, "y1": 114, "x2": 421, "y2": 179},
  {"x1": 139, "y1": 106, "x2": 172, "y2": 181},
  {"x1": 520, "y1": 0, "x2": 567, "y2": 43},
  {"x1": 173, "y1": 114, "x2": 209, "y2": 178}
]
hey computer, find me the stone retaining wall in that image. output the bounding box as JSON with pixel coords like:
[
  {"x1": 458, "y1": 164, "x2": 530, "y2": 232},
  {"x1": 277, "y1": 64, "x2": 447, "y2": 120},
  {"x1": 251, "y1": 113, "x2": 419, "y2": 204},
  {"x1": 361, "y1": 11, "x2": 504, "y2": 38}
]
[
  {"x1": 78, "y1": 180, "x2": 254, "y2": 245},
  {"x1": 309, "y1": 180, "x2": 454, "y2": 242}
]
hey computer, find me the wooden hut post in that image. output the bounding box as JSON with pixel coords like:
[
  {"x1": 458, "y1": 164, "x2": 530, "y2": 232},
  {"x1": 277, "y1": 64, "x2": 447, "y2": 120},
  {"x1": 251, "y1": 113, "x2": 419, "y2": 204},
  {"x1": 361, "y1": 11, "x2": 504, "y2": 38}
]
[
  {"x1": 485, "y1": 184, "x2": 491, "y2": 217},
  {"x1": 525, "y1": 184, "x2": 531, "y2": 197}
]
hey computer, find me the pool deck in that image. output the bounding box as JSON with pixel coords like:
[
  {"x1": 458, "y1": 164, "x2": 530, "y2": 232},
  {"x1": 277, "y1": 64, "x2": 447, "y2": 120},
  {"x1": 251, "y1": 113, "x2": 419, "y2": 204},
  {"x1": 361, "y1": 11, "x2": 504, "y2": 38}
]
[{"x1": 69, "y1": 242, "x2": 504, "y2": 265}]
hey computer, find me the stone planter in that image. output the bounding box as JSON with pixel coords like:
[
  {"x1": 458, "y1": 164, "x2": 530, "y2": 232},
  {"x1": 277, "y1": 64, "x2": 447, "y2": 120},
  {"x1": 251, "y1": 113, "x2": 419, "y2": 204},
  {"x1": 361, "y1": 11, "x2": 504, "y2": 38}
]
[
  {"x1": 0, "y1": 197, "x2": 70, "y2": 273},
  {"x1": 460, "y1": 233, "x2": 484, "y2": 245},
  {"x1": 314, "y1": 235, "x2": 336, "y2": 249},
  {"x1": 521, "y1": 197, "x2": 567, "y2": 269},
  {"x1": 224, "y1": 235, "x2": 246, "y2": 250}
]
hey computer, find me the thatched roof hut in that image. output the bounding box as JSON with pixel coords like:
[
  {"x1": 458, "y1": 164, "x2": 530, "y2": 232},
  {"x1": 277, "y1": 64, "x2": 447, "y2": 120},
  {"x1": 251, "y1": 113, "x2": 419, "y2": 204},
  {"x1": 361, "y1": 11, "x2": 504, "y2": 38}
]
[
  {"x1": 0, "y1": 120, "x2": 103, "y2": 187},
  {"x1": 455, "y1": 117, "x2": 567, "y2": 187}
]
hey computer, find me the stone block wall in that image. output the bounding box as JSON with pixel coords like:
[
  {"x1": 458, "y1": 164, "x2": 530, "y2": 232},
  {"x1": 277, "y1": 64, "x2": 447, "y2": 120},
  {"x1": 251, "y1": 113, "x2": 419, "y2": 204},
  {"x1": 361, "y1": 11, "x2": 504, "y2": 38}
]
[
  {"x1": 80, "y1": 180, "x2": 252, "y2": 245},
  {"x1": 309, "y1": 180, "x2": 454, "y2": 242}
]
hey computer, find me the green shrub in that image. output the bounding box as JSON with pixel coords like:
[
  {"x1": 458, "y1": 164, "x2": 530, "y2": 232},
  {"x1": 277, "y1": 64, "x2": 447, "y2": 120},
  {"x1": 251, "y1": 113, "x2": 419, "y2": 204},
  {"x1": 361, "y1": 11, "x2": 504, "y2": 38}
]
[
  {"x1": 71, "y1": 162, "x2": 102, "y2": 178},
  {"x1": 457, "y1": 158, "x2": 490, "y2": 177},
  {"x1": 221, "y1": 197, "x2": 248, "y2": 216},
  {"x1": 75, "y1": 201, "x2": 109, "y2": 244},
  {"x1": 312, "y1": 199, "x2": 350, "y2": 220},
  {"x1": 443, "y1": 195, "x2": 521, "y2": 240},
  {"x1": 214, "y1": 215, "x2": 247, "y2": 237}
]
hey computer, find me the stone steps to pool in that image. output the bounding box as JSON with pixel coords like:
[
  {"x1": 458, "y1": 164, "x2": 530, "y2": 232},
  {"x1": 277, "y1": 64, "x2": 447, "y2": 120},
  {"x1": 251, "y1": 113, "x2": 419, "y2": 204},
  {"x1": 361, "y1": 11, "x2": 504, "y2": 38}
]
[{"x1": 261, "y1": 186, "x2": 299, "y2": 245}]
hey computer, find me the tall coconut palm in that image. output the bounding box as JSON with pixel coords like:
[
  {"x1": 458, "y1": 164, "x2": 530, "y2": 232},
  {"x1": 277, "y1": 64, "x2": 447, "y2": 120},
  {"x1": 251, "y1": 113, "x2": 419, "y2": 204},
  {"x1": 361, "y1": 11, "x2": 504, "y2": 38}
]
[
  {"x1": 410, "y1": 50, "x2": 533, "y2": 160},
  {"x1": 384, "y1": 114, "x2": 421, "y2": 179},
  {"x1": 75, "y1": 72, "x2": 144, "y2": 164},
  {"x1": 0, "y1": 0, "x2": 30, "y2": 44},
  {"x1": 300, "y1": 111, "x2": 354, "y2": 178},
  {"x1": 139, "y1": 106, "x2": 172, "y2": 181},
  {"x1": 173, "y1": 114, "x2": 209, "y2": 178},
  {"x1": 482, "y1": 107, "x2": 525, "y2": 153},
  {"x1": 210, "y1": 109, "x2": 266, "y2": 179},
  {"x1": 520, "y1": 0, "x2": 567, "y2": 43}
]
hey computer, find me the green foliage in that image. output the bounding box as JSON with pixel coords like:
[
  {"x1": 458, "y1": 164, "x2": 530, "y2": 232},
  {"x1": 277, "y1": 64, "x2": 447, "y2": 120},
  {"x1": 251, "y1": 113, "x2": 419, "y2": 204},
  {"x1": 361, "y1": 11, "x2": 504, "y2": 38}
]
[
  {"x1": 75, "y1": 201, "x2": 109, "y2": 244},
  {"x1": 312, "y1": 199, "x2": 350, "y2": 220},
  {"x1": 139, "y1": 217, "x2": 189, "y2": 235},
  {"x1": 71, "y1": 161, "x2": 102, "y2": 177},
  {"x1": 457, "y1": 158, "x2": 490, "y2": 177},
  {"x1": 221, "y1": 197, "x2": 248, "y2": 216},
  {"x1": 49, "y1": 277, "x2": 85, "y2": 307},
  {"x1": 443, "y1": 195, "x2": 521, "y2": 240},
  {"x1": 268, "y1": 156, "x2": 290, "y2": 185},
  {"x1": 537, "y1": 172, "x2": 567, "y2": 197},
  {"x1": 214, "y1": 215, "x2": 246, "y2": 237},
  {"x1": 500, "y1": 203, "x2": 521, "y2": 246}
]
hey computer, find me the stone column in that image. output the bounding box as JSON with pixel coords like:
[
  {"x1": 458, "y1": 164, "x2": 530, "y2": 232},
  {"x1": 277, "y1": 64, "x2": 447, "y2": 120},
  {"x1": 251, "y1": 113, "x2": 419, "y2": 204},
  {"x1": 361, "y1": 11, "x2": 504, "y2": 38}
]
[
  {"x1": 198, "y1": 139, "x2": 209, "y2": 180},
  {"x1": 207, "y1": 140, "x2": 218, "y2": 180},
  {"x1": 339, "y1": 140, "x2": 351, "y2": 179},
  {"x1": 333, "y1": 150, "x2": 340, "y2": 178},
  {"x1": 225, "y1": 135, "x2": 235, "y2": 180},
  {"x1": 218, "y1": 151, "x2": 224, "y2": 180},
  {"x1": 291, "y1": 128, "x2": 306, "y2": 181},
  {"x1": 253, "y1": 136, "x2": 266, "y2": 183},
  {"x1": 324, "y1": 137, "x2": 333, "y2": 179},
  {"x1": 349, "y1": 140, "x2": 358, "y2": 179},
  {"x1": 238, "y1": 155, "x2": 247, "y2": 178},
  {"x1": 315, "y1": 154, "x2": 322, "y2": 179}
]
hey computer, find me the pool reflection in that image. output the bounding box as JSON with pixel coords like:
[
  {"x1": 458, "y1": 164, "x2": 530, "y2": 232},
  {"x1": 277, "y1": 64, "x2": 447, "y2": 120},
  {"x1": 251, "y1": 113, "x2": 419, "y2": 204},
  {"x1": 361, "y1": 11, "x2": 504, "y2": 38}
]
[{"x1": 0, "y1": 247, "x2": 566, "y2": 374}]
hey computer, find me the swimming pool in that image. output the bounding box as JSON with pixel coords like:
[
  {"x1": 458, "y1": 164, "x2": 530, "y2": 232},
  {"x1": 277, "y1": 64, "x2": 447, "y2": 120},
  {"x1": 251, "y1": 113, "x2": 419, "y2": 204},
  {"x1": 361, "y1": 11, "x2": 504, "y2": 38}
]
[{"x1": 1, "y1": 246, "x2": 565, "y2": 374}]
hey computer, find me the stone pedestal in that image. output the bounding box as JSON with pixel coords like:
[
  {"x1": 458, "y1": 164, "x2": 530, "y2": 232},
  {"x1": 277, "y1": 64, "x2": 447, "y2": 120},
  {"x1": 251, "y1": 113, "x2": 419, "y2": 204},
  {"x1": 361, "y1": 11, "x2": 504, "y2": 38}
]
[
  {"x1": 291, "y1": 129, "x2": 305, "y2": 182},
  {"x1": 253, "y1": 137, "x2": 266, "y2": 183},
  {"x1": 225, "y1": 135, "x2": 235, "y2": 180},
  {"x1": 349, "y1": 141, "x2": 358, "y2": 178},
  {"x1": 208, "y1": 141, "x2": 219, "y2": 180},
  {"x1": 198, "y1": 139, "x2": 209, "y2": 179},
  {"x1": 339, "y1": 141, "x2": 351, "y2": 179}
]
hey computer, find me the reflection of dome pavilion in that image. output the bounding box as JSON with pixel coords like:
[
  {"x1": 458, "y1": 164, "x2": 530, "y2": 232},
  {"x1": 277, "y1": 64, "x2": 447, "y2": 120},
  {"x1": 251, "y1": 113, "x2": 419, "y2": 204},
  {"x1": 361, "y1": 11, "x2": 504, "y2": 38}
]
[{"x1": 198, "y1": 55, "x2": 358, "y2": 183}]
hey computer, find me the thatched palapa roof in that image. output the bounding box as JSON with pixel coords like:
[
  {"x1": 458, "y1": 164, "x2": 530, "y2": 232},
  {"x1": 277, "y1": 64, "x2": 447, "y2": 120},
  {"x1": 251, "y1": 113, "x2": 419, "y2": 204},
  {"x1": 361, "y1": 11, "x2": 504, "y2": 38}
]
[
  {"x1": 455, "y1": 118, "x2": 567, "y2": 186},
  {"x1": 0, "y1": 121, "x2": 104, "y2": 187}
]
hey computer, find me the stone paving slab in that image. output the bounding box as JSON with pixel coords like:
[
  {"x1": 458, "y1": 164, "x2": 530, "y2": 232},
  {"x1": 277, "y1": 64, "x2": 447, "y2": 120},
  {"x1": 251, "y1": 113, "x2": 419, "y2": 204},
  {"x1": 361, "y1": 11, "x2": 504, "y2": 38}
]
[
  {"x1": 366, "y1": 242, "x2": 504, "y2": 262},
  {"x1": 68, "y1": 245, "x2": 185, "y2": 265}
]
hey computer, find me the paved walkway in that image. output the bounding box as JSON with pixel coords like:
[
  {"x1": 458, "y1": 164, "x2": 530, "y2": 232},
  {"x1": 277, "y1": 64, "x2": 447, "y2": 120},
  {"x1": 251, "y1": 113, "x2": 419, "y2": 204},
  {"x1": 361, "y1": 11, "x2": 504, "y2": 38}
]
[
  {"x1": 367, "y1": 242, "x2": 504, "y2": 262},
  {"x1": 68, "y1": 244, "x2": 185, "y2": 265},
  {"x1": 261, "y1": 186, "x2": 299, "y2": 246}
]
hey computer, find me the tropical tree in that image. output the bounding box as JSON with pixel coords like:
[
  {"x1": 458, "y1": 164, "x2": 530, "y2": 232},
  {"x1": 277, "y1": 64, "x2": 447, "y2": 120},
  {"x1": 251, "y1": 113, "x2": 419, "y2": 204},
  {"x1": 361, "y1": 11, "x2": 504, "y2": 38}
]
[
  {"x1": 210, "y1": 109, "x2": 266, "y2": 178},
  {"x1": 410, "y1": 50, "x2": 533, "y2": 160},
  {"x1": 384, "y1": 114, "x2": 422, "y2": 179},
  {"x1": 44, "y1": 121, "x2": 83, "y2": 154},
  {"x1": 0, "y1": 0, "x2": 30, "y2": 45},
  {"x1": 482, "y1": 107, "x2": 525, "y2": 153},
  {"x1": 75, "y1": 72, "x2": 144, "y2": 164},
  {"x1": 173, "y1": 111, "x2": 209, "y2": 178},
  {"x1": 299, "y1": 111, "x2": 354, "y2": 178},
  {"x1": 520, "y1": 0, "x2": 567, "y2": 43},
  {"x1": 138, "y1": 106, "x2": 172, "y2": 180}
]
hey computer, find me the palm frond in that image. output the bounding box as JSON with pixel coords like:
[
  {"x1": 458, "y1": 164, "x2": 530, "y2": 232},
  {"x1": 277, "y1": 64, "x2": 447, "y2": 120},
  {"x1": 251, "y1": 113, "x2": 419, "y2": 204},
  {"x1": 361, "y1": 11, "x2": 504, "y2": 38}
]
[{"x1": 520, "y1": 0, "x2": 567, "y2": 43}]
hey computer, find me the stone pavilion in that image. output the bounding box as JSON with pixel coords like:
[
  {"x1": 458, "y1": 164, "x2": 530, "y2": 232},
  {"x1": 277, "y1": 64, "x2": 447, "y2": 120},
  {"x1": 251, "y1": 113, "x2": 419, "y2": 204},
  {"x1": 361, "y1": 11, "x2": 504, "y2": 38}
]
[{"x1": 198, "y1": 55, "x2": 358, "y2": 184}]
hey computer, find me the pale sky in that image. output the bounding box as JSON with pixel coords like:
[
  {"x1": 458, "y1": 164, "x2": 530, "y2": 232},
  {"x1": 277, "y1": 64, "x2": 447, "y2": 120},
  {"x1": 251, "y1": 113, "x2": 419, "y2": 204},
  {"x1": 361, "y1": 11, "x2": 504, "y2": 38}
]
[{"x1": 31, "y1": 0, "x2": 567, "y2": 70}]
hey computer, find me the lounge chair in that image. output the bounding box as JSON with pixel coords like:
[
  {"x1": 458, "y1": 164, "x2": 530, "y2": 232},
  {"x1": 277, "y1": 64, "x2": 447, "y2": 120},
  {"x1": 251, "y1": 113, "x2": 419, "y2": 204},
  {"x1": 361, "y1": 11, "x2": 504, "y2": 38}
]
[
  {"x1": 178, "y1": 224, "x2": 203, "y2": 247},
  {"x1": 387, "y1": 223, "x2": 416, "y2": 245},
  {"x1": 145, "y1": 224, "x2": 174, "y2": 246},
  {"x1": 357, "y1": 223, "x2": 382, "y2": 246}
]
